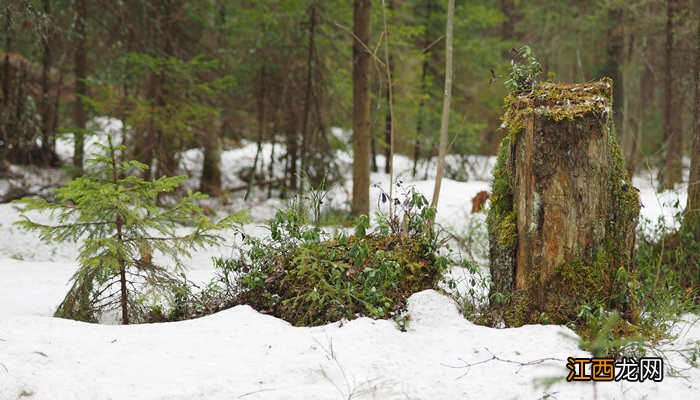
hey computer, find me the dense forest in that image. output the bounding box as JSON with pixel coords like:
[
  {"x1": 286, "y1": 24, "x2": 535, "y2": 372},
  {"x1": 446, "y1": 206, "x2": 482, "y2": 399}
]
[{"x1": 1, "y1": 0, "x2": 698, "y2": 204}]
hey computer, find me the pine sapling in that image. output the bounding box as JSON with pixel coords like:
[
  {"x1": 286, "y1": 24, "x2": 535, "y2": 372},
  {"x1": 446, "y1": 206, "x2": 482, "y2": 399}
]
[{"x1": 14, "y1": 138, "x2": 246, "y2": 324}]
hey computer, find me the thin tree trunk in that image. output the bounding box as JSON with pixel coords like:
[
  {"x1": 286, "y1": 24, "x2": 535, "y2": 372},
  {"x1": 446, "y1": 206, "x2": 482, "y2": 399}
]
[
  {"x1": 300, "y1": 3, "x2": 317, "y2": 194},
  {"x1": 268, "y1": 107, "x2": 278, "y2": 199},
  {"x1": 686, "y1": 4, "x2": 700, "y2": 240},
  {"x1": 383, "y1": 0, "x2": 394, "y2": 175},
  {"x1": 286, "y1": 104, "x2": 298, "y2": 193},
  {"x1": 110, "y1": 147, "x2": 129, "y2": 325},
  {"x1": 383, "y1": 65, "x2": 392, "y2": 174},
  {"x1": 200, "y1": 127, "x2": 222, "y2": 196},
  {"x1": 118, "y1": 225, "x2": 128, "y2": 325},
  {"x1": 371, "y1": 129, "x2": 378, "y2": 172},
  {"x1": 201, "y1": 0, "x2": 224, "y2": 196},
  {"x1": 73, "y1": 0, "x2": 87, "y2": 173},
  {"x1": 606, "y1": 5, "x2": 624, "y2": 133},
  {"x1": 430, "y1": 0, "x2": 455, "y2": 211},
  {"x1": 246, "y1": 66, "x2": 266, "y2": 201},
  {"x1": 40, "y1": 0, "x2": 53, "y2": 165},
  {"x1": 0, "y1": 7, "x2": 12, "y2": 176},
  {"x1": 381, "y1": 0, "x2": 395, "y2": 208},
  {"x1": 351, "y1": 0, "x2": 371, "y2": 217},
  {"x1": 269, "y1": 76, "x2": 287, "y2": 198},
  {"x1": 621, "y1": 30, "x2": 638, "y2": 175},
  {"x1": 661, "y1": 0, "x2": 683, "y2": 190},
  {"x1": 412, "y1": 1, "x2": 433, "y2": 178}
]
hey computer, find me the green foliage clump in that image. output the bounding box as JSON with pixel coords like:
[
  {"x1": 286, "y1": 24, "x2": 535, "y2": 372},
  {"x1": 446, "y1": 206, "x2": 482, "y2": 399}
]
[
  {"x1": 14, "y1": 139, "x2": 246, "y2": 324},
  {"x1": 219, "y1": 187, "x2": 448, "y2": 326},
  {"x1": 505, "y1": 45, "x2": 542, "y2": 93}
]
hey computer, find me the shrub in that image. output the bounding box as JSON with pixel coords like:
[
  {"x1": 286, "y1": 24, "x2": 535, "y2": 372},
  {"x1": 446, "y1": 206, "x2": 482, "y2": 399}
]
[{"x1": 218, "y1": 186, "x2": 448, "y2": 326}]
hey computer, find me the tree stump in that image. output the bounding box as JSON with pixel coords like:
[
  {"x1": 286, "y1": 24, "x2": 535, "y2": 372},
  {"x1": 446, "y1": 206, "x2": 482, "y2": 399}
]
[{"x1": 487, "y1": 79, "x2": 640, "y2": 325}]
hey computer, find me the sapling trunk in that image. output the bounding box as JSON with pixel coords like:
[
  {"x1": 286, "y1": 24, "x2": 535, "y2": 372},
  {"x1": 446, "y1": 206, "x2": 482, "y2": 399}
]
[
  {"x1": 117, "y1": 217, "x2": 129, "y2": 325},
  {"x1": 430, "y1": 0, "x2": 455, "y2": 214}
]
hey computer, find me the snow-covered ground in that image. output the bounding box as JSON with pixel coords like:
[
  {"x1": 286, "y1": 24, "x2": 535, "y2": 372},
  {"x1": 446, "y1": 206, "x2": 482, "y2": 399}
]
[{"x1": 1, "y1": 121, "x2": 698, "y2": 399}]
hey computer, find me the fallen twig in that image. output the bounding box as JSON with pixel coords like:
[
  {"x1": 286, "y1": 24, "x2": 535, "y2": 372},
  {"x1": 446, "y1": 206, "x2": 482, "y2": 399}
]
[{"x1": 442, "y1": 348, "x2": 563, "y2": 380}]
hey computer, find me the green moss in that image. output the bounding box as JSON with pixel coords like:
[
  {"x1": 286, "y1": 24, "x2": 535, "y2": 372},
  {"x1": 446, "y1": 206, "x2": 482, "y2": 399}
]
[
  {"x1": 487, "y1": 138, "x2": 516, "y2": 246},
  {"x1": 505, "y1": 79, "x2": 613, "y2": 123}
]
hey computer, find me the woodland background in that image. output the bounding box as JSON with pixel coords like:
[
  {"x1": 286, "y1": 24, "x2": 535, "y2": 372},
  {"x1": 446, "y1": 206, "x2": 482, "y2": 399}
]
[{"x1": 0, "y1": 0, "x2": 698, "y2": 200}]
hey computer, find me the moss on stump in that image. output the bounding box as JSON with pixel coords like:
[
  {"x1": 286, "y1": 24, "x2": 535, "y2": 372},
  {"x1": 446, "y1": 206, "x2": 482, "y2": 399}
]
[{"x1": 487, "y1": 79, "x2": 640, "y2": 326}]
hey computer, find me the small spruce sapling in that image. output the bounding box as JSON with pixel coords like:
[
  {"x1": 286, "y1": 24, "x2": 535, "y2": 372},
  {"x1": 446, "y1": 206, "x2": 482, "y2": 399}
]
[{"x1": 14, "y1": 138, "x2": 246, "y2": 324}]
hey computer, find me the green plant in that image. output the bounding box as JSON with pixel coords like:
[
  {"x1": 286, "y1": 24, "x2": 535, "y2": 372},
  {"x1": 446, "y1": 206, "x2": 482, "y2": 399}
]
[
  {"x1": 219, "y1": 186, "x2": 448, "y2": 326},
  {"x1": 14, "y1": 138, "x2": 246, "y2": 324},
  {"x1": 505, "y1": 45, "x2": 542, "y2": 93}
]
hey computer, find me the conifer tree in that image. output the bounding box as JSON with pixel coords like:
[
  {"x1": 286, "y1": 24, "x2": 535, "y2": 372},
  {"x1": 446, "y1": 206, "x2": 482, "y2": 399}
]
[{"x1": 14, "y1": 138, "x2": 245, "y2": 324}]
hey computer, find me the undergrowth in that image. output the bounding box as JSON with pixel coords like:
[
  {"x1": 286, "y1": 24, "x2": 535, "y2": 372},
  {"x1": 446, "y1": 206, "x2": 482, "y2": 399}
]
[{"x1": 209, "y1": 184, "x2": 448, "y2": 326}]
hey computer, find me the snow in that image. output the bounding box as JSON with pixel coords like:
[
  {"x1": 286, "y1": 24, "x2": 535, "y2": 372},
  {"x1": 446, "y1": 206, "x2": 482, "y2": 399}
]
[
  {"x1": 1, "y1": 118, "x2": 698, "y2": 399},
  {"x1": 1, "y1": 285, "x2": 698, "y2": 399}
]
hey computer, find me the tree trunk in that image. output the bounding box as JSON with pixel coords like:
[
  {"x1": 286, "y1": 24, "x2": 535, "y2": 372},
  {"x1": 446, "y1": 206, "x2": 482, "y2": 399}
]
[
  {"x1": 299, "y1": 3, "x2": 318, "y2": 194},
  {"x1": 247, "y1": 66, "x2": 266, "y2": 200},
  {"x1": 661, "y1": 0, "x2": 683, "y2": 190},
  {"x1": 200, "y1": 127, "x2": 222, "y2": 196},
  {"x1": 621, "y1": 29, "x2": 638, "y2": 176},
  {"x1": 73, "y1": 0, "x2": 87, "y2": 173},
  {"x1": 351, "y1": 0, "x2": 371, "y2": 217},
  {"x1": 371, "y1": 129, "x2": 378, "y2": 173},
  {"x1": 0, "y1": 6, "x2": 11, "y2": 176},
  {"x1": 110, "y1": 145, "x2": 129, "y2": 325},
  {"x1": 488, "y1": 80, "x2": 640, "y2": 325},
  {"x1": 412, "y1": 59, "x2": 426, "y2": 178},
  {"x1": 412, "y1": 0, "x2": 435, "y2": 178},
  {"x1": 686, "y1": 6, "x2": 700, "y2": 240},
  {"x1": 383, "y1": 78, "x2": 392, "y2": 174},
  {"x1": 40, "y1": 0, "x2": 53, "y2": 165},
  {"x1": 500, "y1": 0, "x2": 517, "y2": 44},
  {"x1": 382, "y1": 0, "x2": 394, "y2": 175},
  {"x1": 430, "y1": 0, "x2": 454, "y2": 211},
  {"x1": 605, "y1": 5, "x2": 624, "y2": 133}
]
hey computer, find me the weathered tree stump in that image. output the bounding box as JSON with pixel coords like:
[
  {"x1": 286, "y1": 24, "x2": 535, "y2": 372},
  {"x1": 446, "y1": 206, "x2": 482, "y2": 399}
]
[{"x1": 487, "y1": 79, "x2": 640, "y2": 325}]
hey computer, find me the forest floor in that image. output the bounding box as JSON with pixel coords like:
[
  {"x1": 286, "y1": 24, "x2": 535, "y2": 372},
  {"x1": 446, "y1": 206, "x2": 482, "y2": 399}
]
[{"x1": 0, "y1": 119, "x2": 698, "y2": 399}]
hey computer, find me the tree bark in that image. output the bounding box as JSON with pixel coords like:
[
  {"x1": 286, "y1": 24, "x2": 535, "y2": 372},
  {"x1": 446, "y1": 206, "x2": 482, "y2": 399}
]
[
  {"x1": 351, "y1": 0, "x2": 371, "y2": 217},
  {"x1": 661, "y1": 0, "x2": 684, "y2": 190},
  {"x1": 73, "y1": 0, "x2": 87, "y2": 173},
  {"x1": 382, "y1": 0, "x2": 394, "y2": 175},
  {"x1": 299, "y1": 3, "x2": 318, "y2": 194},
  {"x1": 0, "y1": 6, "x2": 12, "y2": 176},
  {"x1": 412, "y1": 0, "x2": 433, "y2": 178},
  {"x1": 686, "y1": 4, "x2": 700, "y2": 240},
  {"x1": 40, "y1": 0, "x2": 53, "y2": 165},
  {"x1": 246, "y1": 66, "x2": 266, "y2": 201},
  {"x1": 430, "y1": 0, "x2": 454, "y2": 211},
  {"x1": 605, "y1": 5, "x2": 624, "y2": 133},
  {"x1": 488, "y1": 80, "x2": 640, "y2": 324},
  {"x1": 412, "y1": 57, "x2": 427, "y2": 178},
  {"x1": 383, "y1": 73, "x2": 392, "y2": 174},
  {"x1": 200, "y1": 127, "x2": 222, "y2": 196}
]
